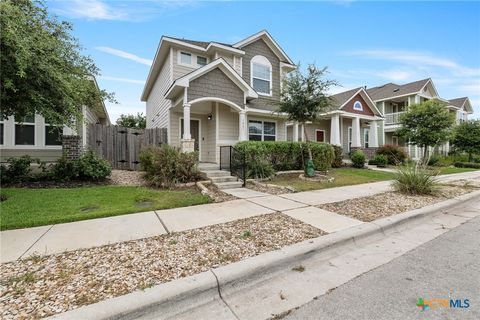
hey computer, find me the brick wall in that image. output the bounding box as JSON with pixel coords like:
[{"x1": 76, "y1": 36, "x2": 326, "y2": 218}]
[{"x1": 62, "y1": 135, "x2": 83, "y2": 160}]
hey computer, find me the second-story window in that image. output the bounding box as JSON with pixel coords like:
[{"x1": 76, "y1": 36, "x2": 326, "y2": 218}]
[
  {"x1": 197, "y1": 56, "x2": 207, "y2": 67},
  {"x1": 251, "y1": 55, "x2": 272, "y2": 96},
  {"x1": 180, "y1": 52, "x2": 192, "y2": 65}
]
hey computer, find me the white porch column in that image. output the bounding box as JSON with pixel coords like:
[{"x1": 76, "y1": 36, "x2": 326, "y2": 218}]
[
  {"x1": 351, "y1": 117, "x2": 361, "y2": 148},
  {"x1": 182, "y1": 103, "x2": 191, "y2": 140},
  {"x1": 300, "y1": 124, "x2": 305, "y2": 142},
  {"x1": 239, "y1": 110, "x2": 247, "y2": 141},
  {"x1": 330, "y1": 114, "x2": 341, "y2": 145},
  {"x1": 369, "y1": 120, "x2": 379, "y2": 148},
  {"x1": 293, "y1": 122, "x2": 299, "y2": 142}
]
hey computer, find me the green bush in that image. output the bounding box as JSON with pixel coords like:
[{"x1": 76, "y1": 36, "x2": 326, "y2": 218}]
[
  {"x1": 351, "y1": 150, "x2": 366, "y2": 168},
  {"x1": 331, "y1": 145, "x2": 344, "y2": 168},
  {"x1": 374, "y1": 154, "x2": 388, "y2": 168},
  {"x1": 368, "y1": 159, "x2": 377, "y2": 165},
  {"x1": 454, "y1": 162, "x2": 480, "y2": 169},
  {"x1": 76, "y1": 151, "x2": 112, "y2": 180},
  {"x1": 393, "y1": 164, "x2": 438, "y2": 195},
  {"x1": 234, "y1": 141, "x2": 335, "y2": 177},
  {"x1": 0, "y1": 155, "x2": 34, "y2": 183},
  {"x1": 50, "y1": 156, "x2": 78, "y2": 181},
  {"x1": 377, "y1": 145, "x2": 407, "y2": 165},
  {"x1": 140, "y1": 145, "x2": 201, "y2": 187}
]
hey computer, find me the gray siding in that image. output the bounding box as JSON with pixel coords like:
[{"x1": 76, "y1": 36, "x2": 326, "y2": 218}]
[
  {"x1": 1, "y1": 149, "x2": 62, "y2": 163},
  {"x1": 146, "y1": 53, "x2": 172, "y2": 129},
  {"x1": 188, "y1": 68, "x2": 244, "y2": 109},
  {"x1": 241, "y1": 39, "x2": 281, "y2": 112}
]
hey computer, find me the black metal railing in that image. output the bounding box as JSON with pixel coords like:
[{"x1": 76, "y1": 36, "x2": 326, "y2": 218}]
[{"x1": 219, "y1": 146, "x2": 246, "y2": 187}]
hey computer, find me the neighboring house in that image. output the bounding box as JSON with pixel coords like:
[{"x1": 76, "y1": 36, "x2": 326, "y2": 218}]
[
  {"x1": 141, "y1": 30, "x2": 296, "y2": 163},
  {"x1": 366, "y1": 78, "x2": 474, "y2": 159},
  {"x1": 0, "y1": 78, "x2": 110, "y2": 162},
  {"x1": 286, "y1": 87, "x2": 384, "y2": 156}
]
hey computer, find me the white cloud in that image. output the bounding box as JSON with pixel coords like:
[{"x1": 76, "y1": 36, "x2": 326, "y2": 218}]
[
  {"x1": 98, "y1": 76, "x2": 145, "y2": 85},
  {"x1": 54, "y1": 0, "x2": 129, "y2": 21},
  {"x1": 375, "y1": 69, "x2": 415, "y2": 82},
  {"x1": 96, "y1": 47, "x2": 152, "y2": 66}
]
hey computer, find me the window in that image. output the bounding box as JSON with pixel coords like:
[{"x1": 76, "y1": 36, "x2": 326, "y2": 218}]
[
  {"x1": 0, "y1": 122, "x2": 4, "y2": 145},
  {"x1": 248, "y1": 120, "x2": 276, "y2": 141},
  {"x1": 197, "y1": 56, "x2": 207, "y2": 67},
  {"x1": 179, "y1": 52, "x2": 192, "y2": 65},
  {"x1": 45, "y1": 125, "x2": 63, "y2": 146},
  {"x1": 353, "y1": 101, "x2": 363, "y2": 111},
  {"x1": 15, "y1": 116, "x2": 35, "y2": 145},
  {"x1": 364, "y1": 129, "x2": 370, "y2": 148},
  {"x1": 251, "y1": 55, "x2": 272, "y2": 95}
]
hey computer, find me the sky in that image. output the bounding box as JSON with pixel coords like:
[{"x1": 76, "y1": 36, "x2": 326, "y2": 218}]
[{"x1": 46, "y1": 0, "x2": 480, "y2": 121}]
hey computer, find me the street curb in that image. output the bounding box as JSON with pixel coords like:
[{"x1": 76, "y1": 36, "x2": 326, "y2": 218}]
[{"x1": 49, "y1": 190, "x2": 480, "y2": 320}]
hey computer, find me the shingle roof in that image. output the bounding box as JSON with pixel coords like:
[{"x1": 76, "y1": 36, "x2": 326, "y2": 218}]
[
  {"x1": 366, "y1": 78, "x2": 431, "y2": 101},
  {"x1": 448, "y1": 97, "x2": 468, "y2": 109},
  {"x1": 330, "y1": 87, "x2": 363, "y2": 108},
  {"x1": 169, "y1": 37, "x2": 233, "y2": 49}
]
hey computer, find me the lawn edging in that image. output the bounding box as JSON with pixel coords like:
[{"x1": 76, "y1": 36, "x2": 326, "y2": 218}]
[{"x1": 49, "y1": 190, "x2": 480, "y2": 320}]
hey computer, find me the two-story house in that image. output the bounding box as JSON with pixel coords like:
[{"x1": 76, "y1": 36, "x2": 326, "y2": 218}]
[
  {"x1": 366, "y1": 78, "x2": 473, "y2": 159},
  {"x1": 141, "y1": 30, "x2": 297, "y2": 163}
]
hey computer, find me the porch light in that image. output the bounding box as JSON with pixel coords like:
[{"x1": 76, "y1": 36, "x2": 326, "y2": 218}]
[{"x1": 207, "y1": 114, "x2": 213, "y2": 120}]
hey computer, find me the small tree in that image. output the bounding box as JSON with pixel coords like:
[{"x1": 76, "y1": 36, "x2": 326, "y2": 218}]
[
  {"x1": 278, "y1": 64, "x2": 337, "y2": 176},
  {"x1": 451, "y1": 120, "x2": 480, "y2": 162},
  {"x1": 1, "y1": 0, "x2": 115, "y2": 126},
  {"x1": 396, "y1": 100, "x2": 454, "y2": 165},
  {"x1": 116, "y1": 112, "x2": 146, "y2": 129}
]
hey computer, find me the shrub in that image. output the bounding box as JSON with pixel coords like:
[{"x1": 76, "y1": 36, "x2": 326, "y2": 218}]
[
  {"x1": 351, "y1": 150, "x2": 366, "y2": 168},
  {"x1": 331, "y1": 145, "x2": 343, "y2": 168},
  {"x1": 234, "y1": 141, "x2": 335, "y2": 177},
  {"x1": 76, "y1": 151, "x2": 112, "y2": 180},
  {"x1": 454, "y1": 162, "x2": 480, "y2": 169},
  {"x1": 377, "y1": 145, "x2": 407, "y2": 165},
  {"x1": 0, "y1": 155, "x2": 34, "y2": 183},
  {"x1": 393, "y1": 164, "x2": 438, "y2": 195},
  {"x1": 374, "y1": 154, "x2": 388, "y2": 168},
  {"x1": 368, "y1": 159, "x2": 377, "y2": 165},
  {"x1": 140, "y1": 145, "x2": 200, "y2": 187},
  {"x1": 50, "y1": 156, "x2": 79, "y2": 181}
]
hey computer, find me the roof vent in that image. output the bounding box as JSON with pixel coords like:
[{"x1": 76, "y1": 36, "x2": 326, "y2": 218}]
[{"x1": 393, "y1": 88, "x2": 400, "y2": 92}]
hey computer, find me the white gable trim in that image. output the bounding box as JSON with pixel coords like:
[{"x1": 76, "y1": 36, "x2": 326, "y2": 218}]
[
  {"x1": 338, "y1": 88, "x2": 383, "y2": 117},
  {"x1": 165, "y1": 58, "x2": 258, "y2": 100},
  {"x1": 419, "y1": 78, "x2": 439, "y2": 98},
  {"x1": 233, "y1": 30, "x2": 294, "y2": 65}
]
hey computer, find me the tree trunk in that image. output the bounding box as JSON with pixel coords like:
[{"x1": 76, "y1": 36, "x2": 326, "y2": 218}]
[
  {"x1": 469, "y1": 152, "x2": 472, "y2": 162},
  {"x1": 302, "y1": 122, "x2": 312, "y2": 160},
  {"x1": 422, "y1": 145, "x2": 429, "y2": 166}
]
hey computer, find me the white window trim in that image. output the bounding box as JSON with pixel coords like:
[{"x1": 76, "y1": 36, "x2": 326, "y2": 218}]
[
  {"x1": 315, "y1": 129, "x2": 326, "y2": 142},
  {"x1": 250, "y1": 55, "x2": 272, "y2": 97},
  {"x1": 364, "y1": 128, "x2": 370, "y2": 148},
  {"x1": 177, "y1": 50, "x2": 209, "y2": 68},
  {"x1": 353, "y1": 101, "x2": 363, "y2": 111},
  {"x1": 44, "y1": 123, "x2": 63, "y2": 147},
  {"x1": 14, "y1": 116, "x2": 36, "y2": 146},
  {"x1": 248, "y1": 119, "x2": 277, "y2": 141}
]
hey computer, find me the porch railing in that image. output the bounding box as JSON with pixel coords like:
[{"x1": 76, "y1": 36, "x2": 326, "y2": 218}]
[
  {"x1": 385, "y1": 112, "x2": 406, "y2": 125},
  {"x1": 219, "y1": 146, "x2": 246, "y2": 187}
]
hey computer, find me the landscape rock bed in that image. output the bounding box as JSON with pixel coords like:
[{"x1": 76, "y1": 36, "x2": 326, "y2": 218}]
[
  {"x1": 108, "y1": 169, "x2": 146, "y2": 186},
  {"x1": 203, "y1": 183, "x2": 238, "y2": 202},
  {"x1": 0, "y1": 213, "x2": 325, "y2": 319},
  {"x1": 319, "y1": 184, "x2": 476, "y2": 222},
  {"x1": 246, "y1": 181, "x2": 294, "y2": 195}
]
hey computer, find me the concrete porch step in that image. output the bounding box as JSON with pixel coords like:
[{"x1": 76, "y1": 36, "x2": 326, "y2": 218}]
[
  {"x1": 202, "y1": 170, "x2": 232, "y2": 178},
  {"x1": 197, "y1": 162, "x2": 219, "y2": 171},
  {"x1": 214, "y1": 181, "x2": 244, "y2": 190},
  {"x1": 210, "y1": 176, "x2": 239, "y2": 183}
]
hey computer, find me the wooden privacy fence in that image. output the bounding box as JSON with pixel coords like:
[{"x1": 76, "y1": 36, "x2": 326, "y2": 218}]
[{"x1": 87, "y1": 124, "x2": 167, "y2": 170}]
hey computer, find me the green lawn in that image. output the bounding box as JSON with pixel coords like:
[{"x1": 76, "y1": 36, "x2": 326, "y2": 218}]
[
  {"x1": 435, "y1": 167, "x2": 480, "y2": 175},
  {"x1": 0, "y1": 186, "x2": 211, "y2": 230},
  {"x1": 269, "y1": 168, "x2": 396, "y2": 192}
]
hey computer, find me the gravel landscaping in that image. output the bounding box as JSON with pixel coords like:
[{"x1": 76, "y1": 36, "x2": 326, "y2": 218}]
[
  {"x1": 108, "y1": 170, "x2": 146, "y2": 186},
  {"x1": 204, "y1": 183, "x2": 238, "y2": 202},
  {"x1": 319, "y1": 184, "x2": 477, "y2": 222},
  {"x1": 0, "y1": 213, "x2": 325, "y2": 319},
  {"x1": 246, "y1": 181, "x2": 294, "y2": 195}
]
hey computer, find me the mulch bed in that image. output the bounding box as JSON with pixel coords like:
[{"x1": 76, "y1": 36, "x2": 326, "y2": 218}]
[
  {"x1": 0, "y1": 213, "x2": 326, "y2": 319},
  {"x1": 319, "y1": 184, "x2": 476, "y2": 222}
]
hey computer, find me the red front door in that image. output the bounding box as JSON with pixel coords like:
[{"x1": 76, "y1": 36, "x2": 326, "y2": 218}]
[{"x1": 316, "y1": 130, "x2": 325, "y2": 142}]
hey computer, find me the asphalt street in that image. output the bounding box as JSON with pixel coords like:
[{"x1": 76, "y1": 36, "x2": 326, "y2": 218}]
[{"x1": 283, "y1": 215, "x2": 480, "y2": 320}]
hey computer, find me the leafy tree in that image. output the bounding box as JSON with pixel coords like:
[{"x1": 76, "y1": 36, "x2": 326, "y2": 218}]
[
  {"x1": 116, "y1": 113, "x2": 147, "y2": 129},
  {"x1": 0, "y1": 0, "x2": 114, "y2": 127},
  {"x1": 277, "y1": 64, "x2": 337, "y2": 176},
  {"x1": 451, "y1": 120, "x2": 480, "y2": 162},
  {"x1": 396, "y1": 100, "x2": 454, "y2": 165}
]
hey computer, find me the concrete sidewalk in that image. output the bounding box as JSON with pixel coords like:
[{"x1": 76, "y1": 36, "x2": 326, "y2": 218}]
[{"x1": 1, "y1": 170, "x2": 479, "y2": 263}]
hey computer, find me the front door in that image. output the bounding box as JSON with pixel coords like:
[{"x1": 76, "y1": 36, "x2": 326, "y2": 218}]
[
  {"x1": 316, "y1": 130, "x2": 325, "y2": 142},
  {"x1": 181, "y1": 119, "x2": 200, "y2": 153}
]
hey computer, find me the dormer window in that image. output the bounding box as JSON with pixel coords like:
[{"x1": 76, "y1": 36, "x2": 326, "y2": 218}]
[
  {"x1": 251, "y1": 55, "x2": 272, "y2": 96},
  {"x1": 353, "y1": 101, "x2": 363, "y2": 111},
  {"x1": 178, "y1": 51, "x2": 208, "y2": 68}
]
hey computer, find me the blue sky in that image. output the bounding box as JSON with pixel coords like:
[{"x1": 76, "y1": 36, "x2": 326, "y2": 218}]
[{"x1": 46, "y1": 0, "x2": 480, "y2": 121}]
